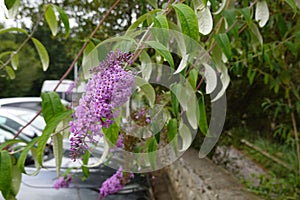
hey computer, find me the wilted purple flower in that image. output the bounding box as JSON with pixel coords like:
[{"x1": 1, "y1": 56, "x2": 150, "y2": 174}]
[
  {"x1": 98, "y1": 166, "x2": 134, "y2": 199},
  {"x1": 53, "y1": 175, "x2": 72, "y2": 189},
  {"x1": 70, "y1": 50, "x2": 134, "y2": 161}
]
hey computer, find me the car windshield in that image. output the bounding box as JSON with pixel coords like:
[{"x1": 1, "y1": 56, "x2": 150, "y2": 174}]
[{"x1": 19, "y1": 113, "x2": 46, "y2": 131}]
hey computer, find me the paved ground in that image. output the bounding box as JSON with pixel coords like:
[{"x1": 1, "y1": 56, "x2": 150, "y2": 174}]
[{"x1": 150, "y1": 148, "x2": 262, "y2": 200}]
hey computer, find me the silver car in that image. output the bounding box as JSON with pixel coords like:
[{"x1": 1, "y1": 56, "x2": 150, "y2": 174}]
[{"x1": 0, "y1": 107, "x2": 46, "y2": 139}]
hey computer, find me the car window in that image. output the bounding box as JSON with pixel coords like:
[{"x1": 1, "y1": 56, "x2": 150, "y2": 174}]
[
  {"x1": 3, "y1": 102, "x2": 42, "y2": 111},
  {"x1": 19, "y1": 114, "x2": 46, "y2": 131},
  {"x1": 0, "y1": 116, "x2": 6, "y2": 124},
  {"x1": 4, "y1": 118, "x2": 22, "y2": 131}
]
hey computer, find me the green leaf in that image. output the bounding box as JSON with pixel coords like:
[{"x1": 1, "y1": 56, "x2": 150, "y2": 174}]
[
  {"x1": 5, "y1": 66, "x2": 15, "y2": 79},
  {"x1": 37, "y1": 110, "x2": 73, "y2": 165},
  {"x1": 222, "y1": 9, "x2": 239, "y2": 37},
  {"x1": 10, "y1": 161, "x2": 22, "y2": 197},
  {"x1": 173, "y1": 3, "x2": 199, "y2": 40},
  {"x1": 239, "y1": 7, "x2": 251, "y2": 26},
  {"x1": 11, "y1": 52, "x2": 18, "y2": 70},
  {"x1": 255, "y1": 0, "x2": 269, "y2": 28},
  {"x1": 5, "y1": 0, "x2": 20, "y2": 19},
  {"x1": 5, "y1": 0, "x2": 16, "y2": 9},
  {"x1": 17, "y1": 137, "x2": 40, "y2": 174},
  {"x1": 167, "y1": 119, "x2": 178, "y2": 154},
  {"x1": 153, "y1": 14, "x2": 169, "y2": 29},
  {"x1": 0, "y1": 27, "x2": 28, "y2": 35},
  {"x1": 286, "y1": 41, "x2": 297, "y2": 57},
  {"x1": 44, "y1": 5, "x2": 58, "y2": 36},
  {"x1": 201, "y1": 0, "x2": 208, "y2": 6},
  {"x1": 250, "y1": 23, "x2": 263, "y2": 45},
  {"x1": 102, "y1": 122, "x2": 119, "y2": 146},
  {"x1": 126, "y1": 9, "x2": 161, "y2": 34},
  {"x1": 214, "y1": 33, "x2": 232, "y2": 60},
  {"x1": 0, "y1": 51, "x2": 12, "y2": 59},
  {"x1": 145, "y1": 40, "x2": 174, "y2": 68},
  {"x1": 247, "y1": 68, "x2": 257, "y2": 85},
  {"x1": 0, "y1": 140, "x2": 25, "y2": 151},
  {"x1": 81, "y1": 151, "x2": 90, "y2": 179},
  {"x1": 52, "y1": 133, "x2": 63, "y2": 177},
  {"x1": 53, "y1": 5, "x2": 70, "y2": 38},
  {"x1": 198, "y1": 93, "x2": 208, "y2": 135},
  {"x1": 135, "y1": 76, "x2": 156, "y2": 107},
  {"x1": 0, "y1": 150, "x2": 12, "y2": 198},
  {"x1": 153, "y1": 15, "x2": 169, "y2": 46},
  {"x1": 41, "y1": 92, "x2": 65, "y2": 123},
  {"x1": 186, "y1": 91, "x2": 198, "y2": 129},
  {"x1": 170, "y1": 87, "x2": 179, "y2": 118},
  {"x1": 147, "y1": 138, "x2": 157, "y2": 169},
  {"x1": 264, "y1": 73, "x2": 269, "y2": 84},
  {"x1": 285, "y1": 0, "x2": 298, "y2": 13},
  {"x1": 31, "y1": 37, "x2": 49, "y2": 71},
  {"x1": 188, "y1": 68, "x2": 198, "y2": 89},
  {"x1": 147, "y1": 0, "x2": 157, "y2": 8},
  {"x1": 82, "y1": 41, "x2": 95, "y2": 67}
]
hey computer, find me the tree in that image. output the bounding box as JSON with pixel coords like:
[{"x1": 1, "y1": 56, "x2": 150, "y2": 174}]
[{"x1": 0, "y1": 24, "x2": 41, "y2": 97}]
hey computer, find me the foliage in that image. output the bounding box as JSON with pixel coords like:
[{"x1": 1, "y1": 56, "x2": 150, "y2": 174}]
[{"x1": 0, "y1": 0, "x2": 300, "y2": 199}]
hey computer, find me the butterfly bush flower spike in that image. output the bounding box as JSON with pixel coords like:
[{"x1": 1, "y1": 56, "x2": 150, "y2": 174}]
[
  {"x1": 53, "y1": 175, "x2": 73, "y2": 189},
  {"x1": 98, "y1": 166, "x2": 134, "y2": 199},
  {"x1": 69, "y1": 50, "x2": 134, "y2": 160}
]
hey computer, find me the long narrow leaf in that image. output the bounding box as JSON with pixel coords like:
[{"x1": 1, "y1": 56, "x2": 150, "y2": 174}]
[
  {"x1": 0, "y1": 27, "x2": 28, "y2": 35},
  {"x1": 41, "y1": 92, "x2": 65, "y2": 123},
  {"x1": 173, "y1": 3, "x2": 199, "y2": 41},
  {"x1": 198, "y1": 92, "x2": 208, "y2": 135},
  {"x1": 52, "y1": 133, "x2": 63, "y2": 177},
  {"x1": 37, "y1": 110, "x2": 73, "y2": 165},
  {"x1": 17, "y1": 137, "x2": 40, "y2": 174},
  {"x1": 31, "y1": 37, "x2": 50, "y2": 71},
  {"x1": 0, "y1": 150, "x2": 12, "y2": 198},
  {"x1": 53, "y1": 5, "x2": 70, "y2": 38},
  {"x1": 44, "y1": 5, "x2": 58, "y2": 36},
  {"x1": 145, "y1": 40, "x2": 174, "y2": 68}
]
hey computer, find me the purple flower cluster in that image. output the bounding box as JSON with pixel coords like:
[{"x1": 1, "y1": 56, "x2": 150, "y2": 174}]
[
  {"x1": 116, "y1": 134, "x2": 124, "y2": 148},
  {"x1": 53, "y1": 175, "x2": 72, "y2": 189},
  {"x1": 70, "y1": 50, "x2": 134, "y2": 160},
  {"x1": 99, "y1": 166, "x2": 134, "y2": 198}
]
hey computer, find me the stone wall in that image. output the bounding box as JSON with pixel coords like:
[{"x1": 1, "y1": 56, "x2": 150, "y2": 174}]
[{"x1": 165, "y1": 148, "x2": 262, "y2": 200}]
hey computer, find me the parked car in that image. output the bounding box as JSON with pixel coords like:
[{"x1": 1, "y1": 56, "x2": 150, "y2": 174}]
[
  {"x1": 0, "y1": 107, "x2": 46, "y2": 138},
  {"x1": 0, "y1": 97, "x2": 70, "y2": 112},
  {"x1": 9, "y1": 140, "x2": 151, "y2": 200},
  {"x1": 0, "y1": 125, "x2": 32, "y2": 143},
  {"x1": 0, "y1": 126, "x2": 36, "y2": 165}
]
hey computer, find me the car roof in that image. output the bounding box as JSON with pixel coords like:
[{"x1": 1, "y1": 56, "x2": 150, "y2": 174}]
[
  {"x1": 0, "y1": 97, "x2": 42, "y2": 105},
  {"x1": 0, "y1": 97, "x2": 70, "y2": 104},
  {"x1": 0, "y1": 106, "x2": 39, "y2": 116}
]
